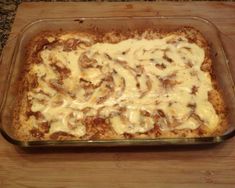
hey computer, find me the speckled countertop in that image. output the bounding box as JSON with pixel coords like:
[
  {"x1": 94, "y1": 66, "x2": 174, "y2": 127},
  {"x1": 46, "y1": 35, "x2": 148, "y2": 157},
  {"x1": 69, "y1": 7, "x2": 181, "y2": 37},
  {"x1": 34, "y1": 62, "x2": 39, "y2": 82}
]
[{"x1": 0, "y1": 0, "x2": 19, "y2": 53}]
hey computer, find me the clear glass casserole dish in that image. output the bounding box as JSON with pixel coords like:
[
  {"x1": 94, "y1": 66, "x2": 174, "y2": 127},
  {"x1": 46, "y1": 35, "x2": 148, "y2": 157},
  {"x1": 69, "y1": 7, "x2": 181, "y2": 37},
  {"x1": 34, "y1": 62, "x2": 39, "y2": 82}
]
[{"x1": 0, "y1": 16, "x2": 235, "y2": 147}]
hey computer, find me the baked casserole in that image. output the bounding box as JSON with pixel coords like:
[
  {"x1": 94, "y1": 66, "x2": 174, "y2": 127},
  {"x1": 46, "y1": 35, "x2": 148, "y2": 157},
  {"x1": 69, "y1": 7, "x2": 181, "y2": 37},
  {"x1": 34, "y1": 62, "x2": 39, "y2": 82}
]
[{"x1": 13, "y1": 27, "x2": 227, "y2": 140}]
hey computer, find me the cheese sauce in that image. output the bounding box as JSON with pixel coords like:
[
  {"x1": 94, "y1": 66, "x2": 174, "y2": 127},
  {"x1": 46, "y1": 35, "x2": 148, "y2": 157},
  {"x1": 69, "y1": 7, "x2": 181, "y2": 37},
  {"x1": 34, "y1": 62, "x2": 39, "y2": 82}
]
[{"x1": 28, "y1": 34, "x2": 219, "y2": 136}]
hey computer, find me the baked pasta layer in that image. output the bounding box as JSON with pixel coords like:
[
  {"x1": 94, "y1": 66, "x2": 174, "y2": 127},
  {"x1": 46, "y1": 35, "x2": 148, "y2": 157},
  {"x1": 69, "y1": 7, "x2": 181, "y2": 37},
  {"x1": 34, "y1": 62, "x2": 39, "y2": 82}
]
[{"x1": 13, "y1": 27, "x2": 227, "y2": 140}]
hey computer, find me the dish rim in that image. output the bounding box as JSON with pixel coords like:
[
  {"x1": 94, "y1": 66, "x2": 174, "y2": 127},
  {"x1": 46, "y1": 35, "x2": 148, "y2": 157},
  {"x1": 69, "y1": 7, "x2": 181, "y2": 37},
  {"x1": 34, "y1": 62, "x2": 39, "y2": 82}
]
[{"x1": 1, "y1": 16, "x2": 235, "y2": 147}]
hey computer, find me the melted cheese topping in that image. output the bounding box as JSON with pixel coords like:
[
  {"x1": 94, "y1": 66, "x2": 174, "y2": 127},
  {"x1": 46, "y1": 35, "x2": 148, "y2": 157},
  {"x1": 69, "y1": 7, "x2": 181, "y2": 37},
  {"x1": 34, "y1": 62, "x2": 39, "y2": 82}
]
[{"x1": 27, "y1": 34, "x2": 219, "y2": 136}]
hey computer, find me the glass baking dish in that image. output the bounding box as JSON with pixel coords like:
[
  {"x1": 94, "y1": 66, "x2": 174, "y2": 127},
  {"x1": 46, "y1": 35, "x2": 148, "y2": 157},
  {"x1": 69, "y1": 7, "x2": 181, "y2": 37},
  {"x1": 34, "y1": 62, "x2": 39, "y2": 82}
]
[{"x1": 1, "y1": 16, "x2": 235, "y2": 147}]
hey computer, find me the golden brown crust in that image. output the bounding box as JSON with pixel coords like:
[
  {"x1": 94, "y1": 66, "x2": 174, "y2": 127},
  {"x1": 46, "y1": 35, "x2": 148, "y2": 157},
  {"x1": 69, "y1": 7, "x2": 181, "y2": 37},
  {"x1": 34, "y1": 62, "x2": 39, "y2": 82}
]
[{"x1": 13, "y1": 27, "x2": 228, "y2": 141}]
